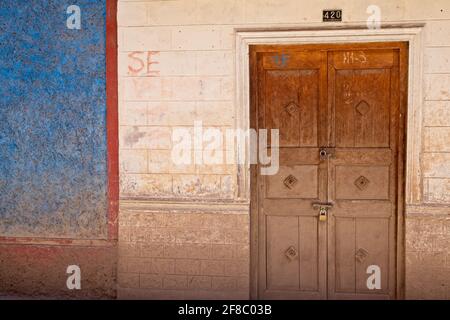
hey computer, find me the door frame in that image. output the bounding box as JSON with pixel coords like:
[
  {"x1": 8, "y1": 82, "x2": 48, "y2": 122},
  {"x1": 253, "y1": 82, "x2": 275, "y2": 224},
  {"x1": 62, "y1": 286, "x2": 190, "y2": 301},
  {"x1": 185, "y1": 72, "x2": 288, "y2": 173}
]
[{"x1": 237, "y1": 25, "x2": 424, "y2": 300}]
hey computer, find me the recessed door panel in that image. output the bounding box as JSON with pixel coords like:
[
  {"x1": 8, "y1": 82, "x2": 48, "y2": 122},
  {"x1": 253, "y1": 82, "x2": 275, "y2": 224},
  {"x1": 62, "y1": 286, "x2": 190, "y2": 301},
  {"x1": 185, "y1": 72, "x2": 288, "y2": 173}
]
[
  {"x1": 266, "y1": 216, "x2": 300, "y2": 290},
  {"x1": 355, "y1": 218, "x2": 390, "y2": 294},
  {"x1": 334, "y1": 217, "x2": 390, "y2": 294},
  {"x1": 266, "y1": 215, "x2": 320, "y2": 292},
  {"x1": 335, "y1": 165, "x2": 390, "y2": 200},
  {"x1": 334, "y1": 69, "x2": 391, "y2": 148},
  {"x1": 266, "y1": 165, "x2": 318, "y2": 199},
  {"x1": 265, "y1": 69, "x2": 319, "y2": 147}
]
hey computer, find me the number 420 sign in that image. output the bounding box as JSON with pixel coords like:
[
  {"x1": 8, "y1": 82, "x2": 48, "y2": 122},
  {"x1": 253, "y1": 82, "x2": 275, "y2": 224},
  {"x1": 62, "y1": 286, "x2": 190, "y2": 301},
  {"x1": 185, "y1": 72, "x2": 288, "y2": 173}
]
[{"x1": 323, "y1": 9, "x2": 342, "y2": 22}]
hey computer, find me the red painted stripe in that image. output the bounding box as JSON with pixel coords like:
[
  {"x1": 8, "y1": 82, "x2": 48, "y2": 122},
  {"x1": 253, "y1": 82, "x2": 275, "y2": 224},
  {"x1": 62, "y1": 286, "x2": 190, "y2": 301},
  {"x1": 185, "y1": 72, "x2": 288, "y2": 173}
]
[
  {"x1": 106, "y1": 0, "x2": 119, "y2": 240},
  {"x1": 0, "y1": 236, "x2": 115, "y2": 247}
]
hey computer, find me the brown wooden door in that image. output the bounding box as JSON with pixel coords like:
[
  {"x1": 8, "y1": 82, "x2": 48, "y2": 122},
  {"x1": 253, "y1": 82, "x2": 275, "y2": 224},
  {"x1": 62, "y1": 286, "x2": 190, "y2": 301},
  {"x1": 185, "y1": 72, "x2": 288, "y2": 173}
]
[{"x1": 251, "y1": 43, "x2": 407, "y2": 300}]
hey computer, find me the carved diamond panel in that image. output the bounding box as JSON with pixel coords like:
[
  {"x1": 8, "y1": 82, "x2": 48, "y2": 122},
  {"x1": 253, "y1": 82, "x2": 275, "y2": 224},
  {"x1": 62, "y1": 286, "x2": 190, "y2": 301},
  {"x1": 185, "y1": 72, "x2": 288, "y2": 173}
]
[
  {"x1": 283, "y1": 174, "x2": 298, "y2": 189},
  {"x1": 284, "y1": 102, "x2": 300, "y2": 116},
  {"x1": 355, "y1": 248, "x2": 369, "y2": 263},
  {"x1": 355, "y1": 100, "x2": 370, "y2": 116},
  {"x1": 354, "y1": 175, "x2": 370, "y2": 190},
  {"x1": 285, "y1": 246, "x2": 298, "y2": 261}
]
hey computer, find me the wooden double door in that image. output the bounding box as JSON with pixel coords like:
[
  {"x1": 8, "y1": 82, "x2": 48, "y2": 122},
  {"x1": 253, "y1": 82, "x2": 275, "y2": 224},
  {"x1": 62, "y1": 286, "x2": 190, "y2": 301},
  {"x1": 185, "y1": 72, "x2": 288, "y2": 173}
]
[{"x1": 250, "y1": 43, "x2": 407, "y2": 300}]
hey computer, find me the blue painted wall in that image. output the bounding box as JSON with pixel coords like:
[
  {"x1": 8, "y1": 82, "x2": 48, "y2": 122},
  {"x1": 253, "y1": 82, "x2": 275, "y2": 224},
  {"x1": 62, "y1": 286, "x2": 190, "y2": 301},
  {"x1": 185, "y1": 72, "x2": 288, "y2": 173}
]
[{"x1": 0, "y1": 1, "x2": 108, "y2": 238}]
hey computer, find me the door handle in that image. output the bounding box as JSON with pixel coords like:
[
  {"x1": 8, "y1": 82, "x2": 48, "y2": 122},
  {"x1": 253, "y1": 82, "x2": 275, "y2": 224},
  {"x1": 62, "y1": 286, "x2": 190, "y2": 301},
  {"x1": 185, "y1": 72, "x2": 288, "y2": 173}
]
[
  {"x1": 319, "y1": 147, "x2": 336, "y2": 160},
  {"x1": 312, "y1": 202, "x2": 333, "y2": 222}
]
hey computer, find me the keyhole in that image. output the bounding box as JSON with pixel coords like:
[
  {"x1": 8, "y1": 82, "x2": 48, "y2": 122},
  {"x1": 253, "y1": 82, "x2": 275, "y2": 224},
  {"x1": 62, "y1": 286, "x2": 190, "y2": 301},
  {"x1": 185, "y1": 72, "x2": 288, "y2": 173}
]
[{"x1": 320, "y1": 150, "x2": 327, "y2": 158}]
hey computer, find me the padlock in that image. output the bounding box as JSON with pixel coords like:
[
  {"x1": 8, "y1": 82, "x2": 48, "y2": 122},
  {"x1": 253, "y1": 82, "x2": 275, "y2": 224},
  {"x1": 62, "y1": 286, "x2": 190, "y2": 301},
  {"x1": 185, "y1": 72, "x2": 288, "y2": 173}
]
[
  {"x1": 319, "y1": 207, "x2": 327, "y2": 222},
  {"x1": 312, "y1": 202, "x2": 332, "y2": 222}
]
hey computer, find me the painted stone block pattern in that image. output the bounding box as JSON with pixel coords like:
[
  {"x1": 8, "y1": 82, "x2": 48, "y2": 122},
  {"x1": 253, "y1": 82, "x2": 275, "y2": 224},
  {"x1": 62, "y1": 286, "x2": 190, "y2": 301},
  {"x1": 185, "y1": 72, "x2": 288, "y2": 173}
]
[{"x1": 118, "y1": 209, "x2": 250, "y2": 299}]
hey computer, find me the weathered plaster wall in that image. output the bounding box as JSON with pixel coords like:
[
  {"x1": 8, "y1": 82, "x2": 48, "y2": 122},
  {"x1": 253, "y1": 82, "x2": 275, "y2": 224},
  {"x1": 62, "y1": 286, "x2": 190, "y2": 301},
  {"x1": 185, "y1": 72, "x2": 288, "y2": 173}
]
[
  {"x1": 0, "y1": 1, "x2": 116, "y2": 299},
  {"x1": 117, "y1": 0, "x2": 450, "y2": 299},
  {"x1": 0, "y1": 0, "x2": 108, "y2": 238}
]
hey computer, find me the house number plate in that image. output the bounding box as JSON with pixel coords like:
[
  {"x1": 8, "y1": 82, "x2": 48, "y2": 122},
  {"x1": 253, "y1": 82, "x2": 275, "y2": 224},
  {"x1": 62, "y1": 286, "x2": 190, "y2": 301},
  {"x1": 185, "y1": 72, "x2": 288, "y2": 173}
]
[{"x1": 323, "y1": 9, "x2": 342, "y2": 22}]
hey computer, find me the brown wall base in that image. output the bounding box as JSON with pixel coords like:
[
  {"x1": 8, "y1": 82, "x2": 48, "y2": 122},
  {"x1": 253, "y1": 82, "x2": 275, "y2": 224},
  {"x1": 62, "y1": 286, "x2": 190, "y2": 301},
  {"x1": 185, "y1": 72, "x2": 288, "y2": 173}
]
[
  {"x1": 405, "y1": 214, "x2": 450, "y2": 299},
  {"x1": 117, "y1": 201, "x2": 250, "y2": 300},
  {"x1": 0, "y1": 242, "x2": 117, "y2": 299},
  {"x1": 1, "y1": 210, "x2": 448, "y2": 299}
]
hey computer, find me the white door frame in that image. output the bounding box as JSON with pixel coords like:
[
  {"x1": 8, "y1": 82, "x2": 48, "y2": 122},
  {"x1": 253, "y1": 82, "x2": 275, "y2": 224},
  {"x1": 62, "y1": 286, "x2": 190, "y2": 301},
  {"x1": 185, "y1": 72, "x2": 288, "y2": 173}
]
[{"x1": 235, "y1": 24, "x2": 425, "y2": 299}]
